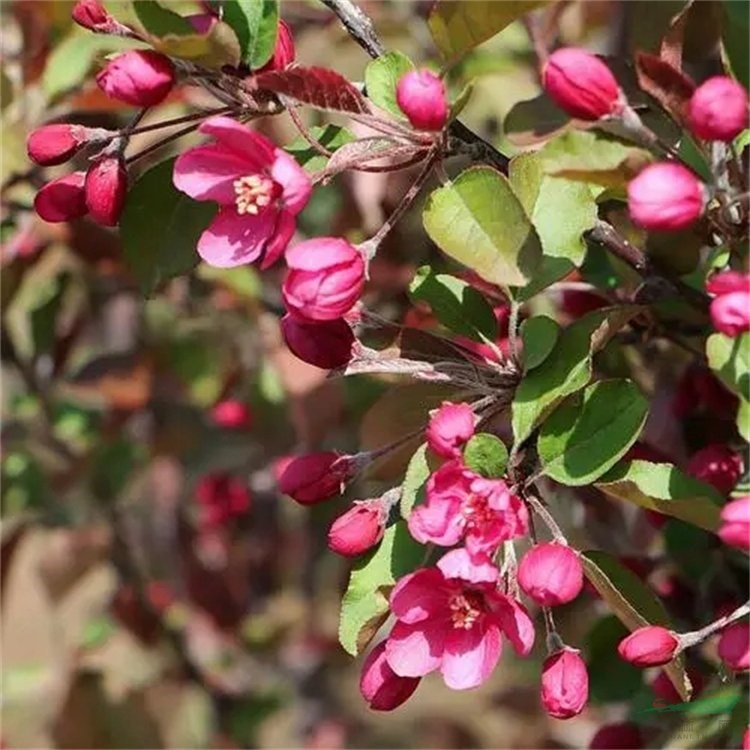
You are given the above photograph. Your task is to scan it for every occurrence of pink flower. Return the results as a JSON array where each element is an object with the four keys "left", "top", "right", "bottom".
[
  {"left": 425, "top": 401, "right": 476, "bottom": 459},
  {"left": 589, "top": 723, "right": 644, "bottom": 749},
  {"left": 34, "top": 171, "right": 88, "bottom": 223},
  {"left": 281, "top": 314, "right": 355, "bottom": 369},
  {"left": 542, "top": 48, "right": 623, "bottom": 121},
  {"left": 211, "top": 399, "right": 252, "bottom": 430},
  {"left": 688, "top": 76, "right": 749, "bottom": 142},
  {"left": 328, "top": 499, "right": 387, "bottom": 557},
  {"left": 627, "top": 162, "right": 705, "bottom": 231},
  {"left": 407, "top": 461, "right": 529, "bottom": 555},
  {"left": 359, "top": 641, "right": 420, "bottom": 711},
  {"left": 84, "top": 156, "right": 128, "bottom": 226},
  {"left": 257, "top": 19, "right": 295, "bottom": 73},
  {"left": 396, "top": 69, "right": 448, "bottom": 131},
  {"left": 196, "top": 474, "right": 251, "bottom": 527},
  {"left": 282, "top": 237, "right": 365, "bottom": 321},
  {"left": 96, "top": 50, "right": 175, "bottom": 106},
  {"left": 173, "top": 116, "right": 311, "bottom": 268},
  {"left": 27, "top": 124, "right": 95, "bottom": 166},
  {"left": 277, "top": 451, "right": 356, "bottom": 505},
  {"left": 706, "top": 271, "right": 750, "bottom": 337},
  {"left": 541, "top": 647, "right": 589, "bottom": 719},
  {"left": 687, "top": 444, "right": 743, "bottom": 495},
  {"left": 718, "top": 621, "right": 750, "bottom": 671},
  {"left": 518, "top": 542, "right": 584, "bottom": 607},
  {"left": 384, "top": 548, "right": 535, "bottom": 690},
  {"left": 617, "top": 625, "right": 680, "bottom": 667},
  {"left": 718, "top": 496, "right": 750, "bottom": 551}
]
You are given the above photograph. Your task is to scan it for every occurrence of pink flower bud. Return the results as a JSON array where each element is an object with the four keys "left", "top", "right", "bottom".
[
  {"left": 718, "top": 621, "right": 750, "bottom": 671},
  {"left": 542, "top": 47, "right": 622, "bottom": 121},
  {"left": 26, "top": 124, "right": 93, "bottom": 166},
  {"left": 396, "top": 69, "right": 449, "bottom": 131},
  {"left": 744, "top": 727, "right": 750, "bottom": 750},
  {"left": 617, "top": 625, "right": 680, "bottom": 667},
  {"left": 211, "top": 400, "right": 252, "bottom": 430},
  {"left": 589, "top": 723, "right": 644, "bottom": 750},
  {"left": 84, "top": 157, "right": 128, "bottom": 226},
  {"left": 688, "top": 76, "right": 749, "bottom": 142},
  {"left": 282, "top": 238, "right": 365, "bottom": 321},
  {"left": 72, "top": 0, "right": 123, "bottom": 33},
  {"left": 706, "top": 272, "right": 750, "bottom": 338},
  {"left": 33, "top": 171, "right": 88, "bottom": 223},
  {"left": 718, "top": 496, "right": 750, "bottom": 551},
  {"left": 518, "top": 542, "right": 583, "bottom": 607},
  {"left": 425, "top": 401, "right": 476, "bottom": 458},
  {"left": 686, "top": 444, "right": 743, "bottom": 496},
  {"left": 196, "top": 474, "right": 251, "bottom": 527},
  {"left": 541, "top": 647, "right": 589, "bottom": 719},
  {"left": 359, "top": 641, "right": 420, "bottom": 711},
  {"left": 627, "top": 162, "right": 705, "bottom": 231},
  {"left": 281, "top": 314, "right": 355, "bottom": 369},
  {"left": 257, "top": 19, "right": 295, "bottom": 73},
  {"left": 277, "top": 451, "right": 354, "bottom": 505},
  {"left": 96, "top": 50, "right": 175, "bottom": 107},
  {"left": 328, "top": 499, "right": 387, "bottom": 557}
]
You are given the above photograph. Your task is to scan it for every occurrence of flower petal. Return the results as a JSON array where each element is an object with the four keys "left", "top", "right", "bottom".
[
  {"left": 437, "top": 548, "right": 498, "bottom": 585},
  {"left": 385, "top": 620, "right": 447, "bottom": 678},
  {"left": 272, "top": 148, "right": 312, "bottom": 215},
  {"left": 441, "top": 621, "right": 502, "bottom": 690},
  {"left": 390, "top": 568, "right": 449, "bottom": 624},
  {"left": 197, "top": 206, "right": 275, "bottom": 268},
  {"left": 173, "top": 145, "right": 250, "bottom": 203},
  {"left": 259, "top": 209, "right": 296, "bottom": 269},
  {"left": 492, "top": 593, "right": 535, "bottom": 657},
  {"left": 408, "top": 495, "right": 463, "bottom": 547},
  {"left": 199, "top": 116, "right": 275, "bottom": 168}
]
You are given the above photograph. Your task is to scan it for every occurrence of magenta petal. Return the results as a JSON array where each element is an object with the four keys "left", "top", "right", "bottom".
[
  {"left": 285, "top": 237, "right": 361, "bottom": 271},
  {"left": 492, "top": 593, "right": 535, "bottom": 657},
  {"left": 385, "top": 620, "right": 447, "bottom": 678},
  {"left": 197, "top": 207, "right": 275, "bottom": 268},
  {"left": 271, "top": 148, "right": 312, "bottom": 215},
  {"left": 408, "top": 495, "right": 463, "bottom": 546},
  {"left": 173, "top": 145, "right": 250, "bottom": 203},
  {"left": 441, "top": 621, "right": 502, "bottom": 690},
  {"left": 437, "top": 548, "right": 498, "bottom": 584},
  {"left": 259, "top": 210, "right": 295, "bottom": 269},
  {"left": 198, "top": 116, "right": 274, "bottom": 168},
  {"left": 390, "top": 569, "right": 449, "bottom": 624}
]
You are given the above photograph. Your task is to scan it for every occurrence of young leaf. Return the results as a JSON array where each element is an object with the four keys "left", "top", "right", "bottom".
[
  {"left": 463, "top": 434, "right": 509, "bottom": 478},
  {"left": 338, "top": 522, "right": 424, "bottom": 656},
  {"left": 581, "top": 550, "right": 691, "bottom": 702},
  {"left": 595, "top": 459, "right": 722, "bottom": 532},
  {"left": 428, "top": 0, "right": 549, "bottom": 63},
  {"left": 120, "top": 158, "right": 217, "bottom": 295},
  {"left": 221, "top": 0, "right": 278, "bottom": 69},
  {"left": 737, "top": 398, "right": 750, "bottom": 442},
  {"left": 537, "top": 380, "right": 649, "bottom": 486},
  {"left": 252, "top": 67, "right": 369, "bottom": 114},
  {"left": 706, "top": 332, "right": 750, "bottom": 397},
  {"left": 634, "top": 51, "right": 695, "bottom": 126},
  {"left": 284, "top": 124, "right": 355, "bottom": 173},
  {"left": 512, "top": 306, "right": 641, "bottom": 446},
  {"left": 133, "top": 0, "right": 194, "bottom": 35},
  {"left": 422, "top": 166, "right": 543, "bottom": 288},
  {"left": 364, "top": 51, "right": 414, "bottom": 118},
  {"left": 409, "top": 266, "right": 498, "bottom": 342},
  {"left": 322, "top": 137, "right": 419, "bottom": 181},
  {"left": 722, "top": 0, "right": 750, "bottom": 88},
  {"left": 520, "top": 315, "right": 559, "bottom": 371},
  {"left": 400, "top": 443, "right": 433, "bottom": 518}
]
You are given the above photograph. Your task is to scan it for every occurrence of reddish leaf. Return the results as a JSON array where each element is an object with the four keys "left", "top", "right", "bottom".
[
  {"left": 322, "top": 137, "right": 425, "bottom": 180},
  {"left": 252, "top": 66, "right": 369, "bottom": 114},
  {"left": 635, "top": 51, "right": 695, "bottom": 126},
  {"left": 660, "top": 0, "right": 692, "bottom": 70}
]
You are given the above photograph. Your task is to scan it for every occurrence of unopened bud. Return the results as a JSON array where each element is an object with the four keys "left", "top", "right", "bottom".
[
  {"left": 277, "top": 451, "right": 357, "bottom": 505},
  {"left": 85, "top": 157, "right": 128, "bottom": 226},
  {"left": 617, "top": 625, "right": 680, "bottom": 667},
  {"left": 328, "top": 499, "right": 388, "bottom": 557},
  {"left": 396, "top": 69, "right": 449, "bottom": 131},
  {"left": 518, "top": 542, "right": 583, "bottom": 607},
  {"left": 96, "top": 50, "right": 175, "bottom": 107},
  {"left": 281, "top": 314, "right": 355, "bottom": 369},
  {"left": 27, "top": 124, "right": 97, "bottom": 166},
  {"left": 257, "top": 19, "right": 295, "bottom": 73},
  {"left": 718, "top": 496, "right": 750, "bottom": 551},
  {"left": 34, "top": 172, "right": 88, "bottom": 223},
  {"left": 359, "top": 641, "right": 420, "bottom": 711},
  {"left": 425, "top": 401, "right": 476, "bottom": 459},
  {"left": 717, "top": 621, "right": 750, "bottom": 671},
  {"left": 541, "top": 647, "right": 589, "bottom": 719},
  {"left": 688, "top": 76, "right": 749, "bottom": 142}
]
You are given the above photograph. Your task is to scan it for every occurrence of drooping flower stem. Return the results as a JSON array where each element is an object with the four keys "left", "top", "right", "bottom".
[{"left": 125, "top": 121, "right": 205, "bottom": 165}]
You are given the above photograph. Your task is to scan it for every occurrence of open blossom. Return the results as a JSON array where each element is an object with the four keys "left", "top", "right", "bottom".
[
  {"left": 706, "top": 271, "right": 750, "bottom": 337},
  {"left": 541, "top": 647, "right": 589, "bottom": 719},
  {"left": 425, "top": 402, "right": 476, "bottom": 458},
  {"left": 173, "top": 116, "right": 311, "bottom": 268},
  {"left": 407, "top": 461, "right": 529, "bottom": 555},
  {"left": 687, "top": 444, "right": 743, "bottom": 495},
  {"left": 518, "top": 542, "right": 583, "bottom": 607},
  {"left": 718, "top": 496, "right": 750, "bottom": 551},
  {"left": 384, "top": 548, "right": 535, "bottom": 690},
  {"left": 360, "top": 641, "right": 420, "bottom": 711}
]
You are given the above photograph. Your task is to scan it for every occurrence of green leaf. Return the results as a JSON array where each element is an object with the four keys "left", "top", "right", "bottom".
[
  {"left": 285, "top": 125, "right": 355, "bottom": 173},
  {"left": 120, "top": 158, "right": 217, "bottom": 295},
  {"left": 364, "top": 51, "right": 414, "bottom": 117},
  {"left": 538, "top": 379, "right": 649, "bottom": 486},
  {"left": 400, "top": 443, "right": 433, "bottom": 518},
  {"left": 520, "top": 315, "right": 559, "bottom": 371},
  {"left": 133, "top": 0, "right": 194, "bottom": 35},
  {"left": 409, "top": 266, "right": 498, "bottom": 342},
  {"left": 463, "top": 433, "right": 508, "bottom": 478},
  {"left": 512, "top": 306, "right": 641, "bottom": 446},
  {"left": 595, "top": 460, "right": 722, "bottom": 532},
  {"left": 663, "top": 520, "right": 715, "bottom": 580},
  {"left": 706, "top": 332, "right": 750, "bottom": 397},
  {"left": 222, "top": 0, "right": 279, "bottom": 68},
  {"left": 422, "top": 166, "right": 542, "bottom": 288},
  {"left": 339, "top": 522, "right": 423, "bottom": 656},
  {"left": 581, "top": 550, "right": 691, "bottom": 702},
  {"left": 737, "top": 398, "right": 750, "bottom": 442},
  {"left": 428, "top": 0, "right": 549, "bottom": 63},
  {"left": 722, "top": 0, "right": 750, "bottom": 88}
]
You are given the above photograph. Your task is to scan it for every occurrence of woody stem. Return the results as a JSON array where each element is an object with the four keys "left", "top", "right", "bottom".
[{"left": 680, "top": 600, "right": 750, "bottom": 648}]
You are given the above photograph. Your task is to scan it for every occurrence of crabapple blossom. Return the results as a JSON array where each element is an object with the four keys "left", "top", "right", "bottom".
[
  {"left": 359, "top": 641, "right": 420, "bottom": 711},
  {"left": 688, "top": 76, "right": 749, "bottom": 142},
  {"left": 540, "top": 647, "right": 589, "bottom": 719},
  {"left": 706, "top": 271, "right": 750, "bottom": 337},
  {"left": 277, "top": 451, "right": 356, "bottom": 505},
  {"left": 26, "top": 124, "right": 95, "bottom": 166},
  {"left": 72, "top": 0, "right": 128, "bottom": 34},
  {"left": 425, "top": 401, "right": 476, "bottom": 459},
  {"left": 328, "top": 499, "right": 388, "bottom": 557},
  {"left": 384, "top": 548, "right": 535, "bottom": 690},
  {"left": 617, "top": 625, "right": 680, "bottom": 667},
  {"left": 542, "top": 48, "right": 623, "bottom": 120},
  {"left": 34, "top": 172, "right": 88, "bottom": 223},
  {"left": 96, "top": 50, "right": 175, "bottom": 107},
  {"left": 518, "top": 542, "right": 584, "bottom": 607},
  {"left": 718, "top": 496, "right": 750, "bottom": 551},
  {"left": 407, "top": 461, "right": 528, "bottom": 555},
  {"left": 717, "top": 620, "right": 750, "bottom": 670},
  {"left": 687, "top": 444, "right": 743, "bottom": 495},
  {"left": 211, "top": 400, "right": 252, "bottom": 430},
  {"left": 174, "top": 116, "right": 311, "bottom": 268},
  {"left": 395, "top": 69, "right": 449, "bottom": 131},
  {"left": 84, "top": 156, "right": 128, "bottom": 226},
  {"left": 280, "top": 314, "right": 355, "bottom": 369}
]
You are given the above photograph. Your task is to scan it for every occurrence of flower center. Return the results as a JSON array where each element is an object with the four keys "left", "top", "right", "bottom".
[
  {"left": 233, "top": 174, "right": 278, "bottom": 215},
  {"left": 461, "top": 493, "right": 496, "bottom": 531},
  {"left": 449, "top": 591, "right": 484, "bottom": 630}
]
